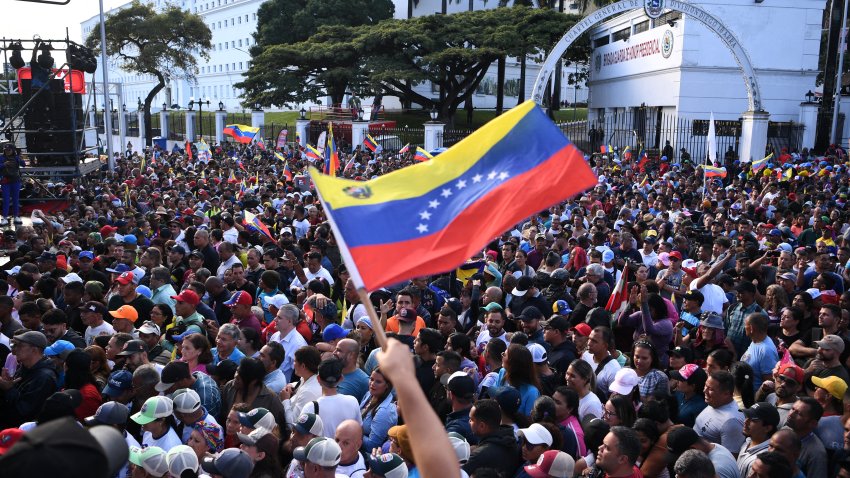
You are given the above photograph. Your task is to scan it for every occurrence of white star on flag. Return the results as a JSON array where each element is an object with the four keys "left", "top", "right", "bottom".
[
  {"left": 429, "top": 199, "right": 440, "bottom": 209},
  {"left": 441, "top": 188, "right": 453, "bottom": 198},
  {"left": 456, "top": 179, "right": 467, "bottom": 189},
  {"left": 487, "top": 171, "right": 497, "bottom": 180},
  {"left": 419, "top": 210, "right": 432, "bottom": 220},
  {"left": 472, "top": 174, "right": 483, "bottom": 183},
  {"left": 416, "top": 224, "right": 428, "bottom": 233},
  {"left": 498, "top": 172, "right": 509, "bottom": 180}
]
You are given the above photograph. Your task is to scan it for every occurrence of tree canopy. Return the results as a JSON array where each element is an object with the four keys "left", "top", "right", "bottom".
[
  {"left": 240, "top": 6, "right": 582, "bottom": 123},
  {"left": 85, "top": 0, "right": 212, "bottom": 145}
]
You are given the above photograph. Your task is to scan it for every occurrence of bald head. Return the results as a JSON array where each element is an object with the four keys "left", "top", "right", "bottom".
[
  {"left": 335, "top": 419, "right": 363, "bottom": 462},
  {"left": 334, "top": 338, "right": 360, "bottom": 370},
  {"left": 484, "top": 286, "right": 503, "bottom": 304}
]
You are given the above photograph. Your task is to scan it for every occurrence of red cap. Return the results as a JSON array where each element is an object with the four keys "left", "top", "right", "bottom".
[
  {"left": 198, "top": 189, "right": 208, "bottom": 196},
  {"left": 668, "top": 251, "right": 683, "bottom": 261},
  {"left": 778, "top": 363, "right": 804, "bottom": 383},
  {"left": 171, "top": 289, "right": 200, "bottom": 306},
  {"left": 0, "top": 428, "right": 24, "bottom": 455},
  {"left": 224, "top": 290, "right": 253, "bottom": 307},
  {"left": 114, "top": 272, "right": 134, "bottom": 285},
  {"left": 182, "top": 208, "right": 194, "bottom": 216},
  {"left": 100, "top": 225, "right": 117, "bottom": 236},
  {"left": 570, "top": 323, "right": 592, "bottom": 337}
]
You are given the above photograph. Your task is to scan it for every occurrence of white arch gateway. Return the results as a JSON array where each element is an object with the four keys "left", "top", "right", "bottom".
[{"left": 532, "top": 0, "right": 769, "bottom": 162}]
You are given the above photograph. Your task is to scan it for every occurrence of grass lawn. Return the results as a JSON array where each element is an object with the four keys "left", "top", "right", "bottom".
[{"left": 265, "top": 107, "right": 587, "bottom": 129}]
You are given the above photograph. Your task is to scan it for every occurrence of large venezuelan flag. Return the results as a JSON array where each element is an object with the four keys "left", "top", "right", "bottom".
[
  {"left": 310, "top": 100, "right": 597, "bottom": 291},
  {"left": 324, "top": 123, "right": 340, "bottom": 176},
  {"left": 703, "top": 165, "right": 727, "bottom": 178},
  {"left": 223, "top": 124, "right": 260, "bottom": 144}
]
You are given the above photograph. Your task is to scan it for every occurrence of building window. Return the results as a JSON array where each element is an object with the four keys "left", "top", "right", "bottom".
[
  {"left": 653, "top": 11, "right": 681, "bottom": 28},
  {"left": 612, "top": 27, "right": 630, "bottom": 42},
  {"left": 238, "top": 39, "right": 242, "bottom": 47},
  {"left": 592, "top": 36, "right": 610, "bottom": 48},
  {"left": 239, "top": 62, "right": 243, "bottom": 69},
  {"left": 238, "top": 17, "right": 242, "bottom": 24},
  {"left": 633, "top": 20, "right": 650, "bottom": 35}
]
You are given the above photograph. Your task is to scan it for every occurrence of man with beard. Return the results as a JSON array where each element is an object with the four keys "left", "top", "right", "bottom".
[
  {"left": 785, "top": 397, "right": 828, "bottom": 478},
  {"left": 759, "top": 363, "right": 803, "bottom": 428},
  {"left": 475, "top": 304, "right": 509, "bottom": 352}
]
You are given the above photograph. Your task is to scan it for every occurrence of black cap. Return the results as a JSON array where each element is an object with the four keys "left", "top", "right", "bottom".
[
  {"left": 518, "top": 306, "right": 543, "bottom": 322},
  {"left": 189, "top": 250, "right": 205, "bottom": 259},
  {"left": 543, "top": 316, "right": 571, "bottom": 332},
  {"left": 446, "top": 372, "right": 476, "bottom": 400},
  {"left": 668, "top": 346, "right": 694, "bottom": 362},
  {"left": 170, "top": 245, "right": 186, "bottom": 255},
  {"left": 741, "top": 402, "right": 780, "bottom": 429},
  {"left": 666, "top": 426, "right": 700, "bottom": 456},
  {"left": 682, "top": 290, "right": 704, "bottom": 304},
  {"left": 116, "top": 339, "right": 148, "bottom": 356},
  {"left": 318, "top": 357, "right": 344, "bottom": 385},
  {"left": 79, "top": 301, "right": 108, "bottom": 315}
]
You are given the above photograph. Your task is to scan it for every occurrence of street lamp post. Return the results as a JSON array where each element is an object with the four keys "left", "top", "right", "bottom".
[{"left": 188, "top": 96, "right": 212, "bottom": 139}]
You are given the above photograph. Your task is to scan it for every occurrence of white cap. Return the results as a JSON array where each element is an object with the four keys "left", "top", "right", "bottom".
[
  {"left": 518, "top": 423, "right": 553, "bottom": 446},
  {"left": 447, "top": 432, "right": 470, "bottom": 464},
  {"left": 263, "top": 294, "right": 290, "bottom": 310},
  {"left": 172, "top": 388, "right": 201, "bottom": 414},
  {"left": 61, "top": 273, "right": 83, "bottom": 284},
  {"left": 527, "top": 343, "right": 548, "bottom": 364},
  {"left": 609, "top": 367, "right": 639, "bottom": 395},
  {"left": 166, "top": 445, "right": 199, "bottom": 476}
]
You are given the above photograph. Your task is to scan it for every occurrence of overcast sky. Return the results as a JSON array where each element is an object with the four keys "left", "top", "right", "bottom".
[{"left": 6, "top": 0, "right": 126, "bottom": 45}]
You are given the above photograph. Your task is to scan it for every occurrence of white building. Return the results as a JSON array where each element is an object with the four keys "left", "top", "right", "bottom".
[
  {"left": 81, "top": 0, "right": 590, "bottom": 113},
  {"left": 585, "top": 0, "right": 823, "bottom": 154},
  {"left": 81, "top": 0, "right": 264, "bottom": 112}
]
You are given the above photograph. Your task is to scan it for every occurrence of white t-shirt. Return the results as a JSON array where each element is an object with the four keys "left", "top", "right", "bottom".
[
  {"left": 708, "top": 443, "right": 740, "bottom": 478},
  {"left": 290, "top": 267, "right": 335, "bottom": 290},
  {"left": 85, "top": 322, "right": 115, "bottom": 346},
  {"left": 475, "top": 329, "right": 509, "bottom": 351},
  {"left": 690, "top": 282, "right": 728, "bottom": 315},
  {"left": 581, "top": 351, "right": 621, "bottom": 396},
  {"left": 337, "top": 452, "right": 367, "bottom": 478},
  {"left": 142, "top": 427, "right": 182, "bottom": 452},
  {"left": 216, "top": 255, "right": 242, "bottom": 279},
  {"left": 578, "top": 391, "right": 603, "bottom": 421},
  {"left": 293, "top": 218, "right": 311, "bottom": 239},
  {"left": 303, "top": 393, "right": 363, "bottom": 438},
  {"left": 222, "top": 227, "right": 239, "bottom": 244}
]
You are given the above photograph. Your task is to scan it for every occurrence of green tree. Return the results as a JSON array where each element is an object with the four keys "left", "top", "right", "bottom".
[{"left": 85, "top": 1, "right": 211, "bottom": 146}]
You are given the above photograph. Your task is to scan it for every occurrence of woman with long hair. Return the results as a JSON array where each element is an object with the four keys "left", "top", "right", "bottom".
[
  {"left": 511, "top": 250, "right": 536, "bottom": 279},
  {"left": 220, "top": 358, "right": 286, "bottom": 426},
  {"left": 602, "top": 394, "right": 637, "bottom": 428},
  {"left": 530, "top": 395, "right": 577, "bottom": 458},
  {"left": 564, "top": 359, "right": 602, "bottom": 420},
  {"left": 359, "top": 368, "right": 397, "bottom": 450},
  {"left": 85, "top": 344, "right": 111, "bottom": 391},
  {"left": 553, "top": 386, "right": 586, "bottom": 457},
  {"left": 180, "top": 333, "right": 214, "bottom": 374},
  {"left": 355, "top": 317, "right": 377, "bottom": 365},
  {"left": 64, "top": 349, "right": 102, "bottom": 422},
  {"left": 631, "top": 340, "right": 669, "bottom": 401},
  {"left": 633, "top": 418, "right": 669, "bottom": 478},
  {"left": 150, "top": 303, "right": 174, "bottom": 335},
  {"left": 496, "top": 344, "right": 541, "bottom": 416},
  {"left": 731, "top": 361, "right": 755, "bottom": 409},
  {"left": 618, "top": 286, "right": 674, "bottom": 366},
  {"left": 239, "top": 429, "right": 282, "bottom": 478},
  {"left": 763, "top": 284, "right": 789, "bottom": 325}
]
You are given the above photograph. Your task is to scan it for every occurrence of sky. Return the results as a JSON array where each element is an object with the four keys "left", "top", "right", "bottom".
[{"left": 6, "top": 0, "right": 126, "bottom": 45}]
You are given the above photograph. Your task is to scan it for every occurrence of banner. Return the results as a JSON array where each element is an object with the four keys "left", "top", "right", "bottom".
[{"left": 277, "top": 129, "right": 289, "bottom": 149}]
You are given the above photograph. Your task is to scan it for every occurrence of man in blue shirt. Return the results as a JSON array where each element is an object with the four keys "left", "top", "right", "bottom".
[
  {"left": 333, "top": 338, "right": 369, "bottom": 402},
  {"left": 741, "top": 313, "right": 779, "bottom": 390},
  {"left": 259, "top": 342, "right": 287, "bottom": 394}
]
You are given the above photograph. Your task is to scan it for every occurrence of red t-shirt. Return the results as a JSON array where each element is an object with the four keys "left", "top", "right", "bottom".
[{"left": 74, "top": 383, "right": 103, "bottom": 422}]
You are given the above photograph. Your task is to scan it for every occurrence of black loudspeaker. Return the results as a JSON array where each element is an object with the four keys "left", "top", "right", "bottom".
[{"left": 23, "top": 83, "right": 84, "bottom": 166}]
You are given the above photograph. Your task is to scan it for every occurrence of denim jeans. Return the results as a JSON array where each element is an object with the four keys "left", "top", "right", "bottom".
[{"left": 2, "top": 181, "right": 21, "bottom": 218}]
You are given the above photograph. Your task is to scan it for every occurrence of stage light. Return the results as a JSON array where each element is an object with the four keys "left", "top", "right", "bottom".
[
  {"left": 8, "top": 42, "right": 25, "bottom": 69},
  {"left": 36, "top": 43, "right": 54, "bottom": 69}
]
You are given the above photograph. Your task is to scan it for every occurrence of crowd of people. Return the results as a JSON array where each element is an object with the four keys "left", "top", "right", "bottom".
[{"left": 0, "top": 137, "right": 849, "bottom": 478}]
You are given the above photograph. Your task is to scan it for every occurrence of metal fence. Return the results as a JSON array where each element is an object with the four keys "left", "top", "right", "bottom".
[
  {"left": 95, "top": 111, "right": 104, "bottom": 134},
  {"left": 126, "top": 113, "right": 139, "bottom": 137},
  {"left": 556, "top": 111, "right": 805, "bottom": 162},
  {"left": 150, "top": 112, "right": 161, "bottom": 138},
  {"left": 266, "top": 123, "right": 292, "bottom": 147},
  {"left": 110, "top": 111, "right": 119, "bottom": 135},
  {"left": 225, "top": 113, "right": 251, "bottom": 126},
  {"left": 197, "top": 114, "right": 215, "bottom": 142},
  {"left": 168, "top": 113, "right": 185, "bottom": 141},
  {"left": 307, "top": 122, "right": 354, "bottom": 152},
  {"left": 438, "top": 127, "right": 476, "bottom": 148}
]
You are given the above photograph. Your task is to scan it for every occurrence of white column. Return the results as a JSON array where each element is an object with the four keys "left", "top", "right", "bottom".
[
  {"left": 160, "top": 111, "right": 169, "bottom": 142},
  {"left": 798, "top": 103, "right": 818, "bottom": 151},
  {"left": 739, "top": 110, "right": 770, "bottom": 163},
  {"left": 138, "top": 112, "right": 147, "bottom": 146},
  {"left": 118, "top": 111, "right": 127, "bottom": 155},
  {"left": 215, "top": 110, "right": 226, "bottom": 145},
  {"left": 186, "top": 111, "right": 197, "bottom": 142},
  {"left": 424, "top": 122, "right": 445, "bottom": 151},
  {"left": 351, "top": 121, "right": 369, "bottom": 152},
  {"left": 296, "top": 119, "right": 310, "bottom": 147},
  {"left": 251, "top": 109, "right": 264, "bottom": 138}
]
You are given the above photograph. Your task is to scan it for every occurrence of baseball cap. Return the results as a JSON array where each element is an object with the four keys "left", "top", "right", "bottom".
[
  {"left": 666, "top": 426, "right": 700, "bottom": 456},
  {"left": 293, "top": 437, "right": 342, "bottom": 467},
  {"left": 117, "top": 339, "right": 147, "bottom": 356},
  {"left": 806, "top": 288, "right": 822, "bottom": 300},
  {"left": 44, "top": 340, "right": 75, "bottom": 359},
  {"left": 669, "top": 364, "right": 706, "bottom": 385},
  {"left": 519, "top": 423, "right": 553, "bottom": 446},
  {"left": 570, "top": 323, "right": 592, "bottom": 337},
  {"left": 524, "top": 450, "right": 575, "bottom": 478},
  {"left": 488, "top": 386, "right": 521, "bottom": 414},
  {"left": 61, "top": 273, "right": 83, "bottom": 284},
  {"left": 601, "top": 249, "right": 615, "bottom": 263},
  {"left": 668, "top": 346, "right": 694, "bottom": 363},
  {"left": 201, "top": 448, "right": 254, "bottom": 478},
  {"left": 397, "top": 307, "right": 417, "bottom": 323},
  {"left": 105, "top": 263, "right": 131, "bottom": 274},
  {"left": 78, "top": 251, "right": 95, "bottom": 261},
  {"left": 518, "top": 306, "right": 543, "bottom": 322},
  {"left": 741, "top": 402, "right": 780, "bottom": 428},
  {"left": 79, "top": 301, "right": 108, "bottom": 315},
  {"left": 445, "top": 371, "right": 475, "bottom": 400},
  {"left": 682, "top": 289, "right": 704, "bottom": 304},
  {"left": 322, "top": 324, "right": 348, "bottom": 342},
  {"left": 777, "top": 363, "right": 804, "bottom": 384},
  {"left": 13, "top": 330, "right": 48, "bottom": 349},
  {"left": 224, "top": 290, "right": 253, "bottom": 307},
  {"left": 171, "top": 289, "right": 201, "bottom": 306},
  {"left": 512, "top": 276, "right": 534, "bottom": 297},
  {"left": 131, "top": 396, "right": 174, "bottom": 425},
  {"left": 138, "top": 321, "right": 161, "bottom": 336},
  {"left": 121, "top": 234, "right": 138, "bottom": 246},
  {"left": 318, "top": 357, "right": 344, "bottom": 385},
  {"left": 778, "top": 272, "right": 797, "bottom": 282},
  {"left": 527, "top": 343, "right": 548, "bottom": 364},
  {"left": 237, "top": 426, "right": 272, "bottom": 447},
  {"left": 0, "top": 428, "right": 24, "bottom": 455},
  {"left": 155, "top": 361, "right": 191, "bottom": 392},
  {"left": 109, "top": 305, "right": 139, "bottom": 323},
  {"left": 166, "top": 445, "right": 199, "bottom": 476},
  {"left": 668, "top": 251, "right": 683, "bottom": 261},
  {"left": 367, "top": 453, "right": 408, "bottom": 478},
  {"left": 447, "top": 432, "right": 470, "bottom": 464},
  {"left": 543, "top": 316, "right": 570, "bottom": 332},
  {"left": 129, "top": 446, "right": 169, "bottom": 477},
  {"left": 811, "top": 375, "right": 848, "bottom": 400},
  {"left": 114, "top": 271, "right": 135, "bottom": 285},
  {"left": 37, "top": 251, "right": 57, "bottom": 262},
  {"left": 263, "top": 293, "right": 290, "bottom": 310},
  {"left": 189, "top": 250, "right": 205, "bottom": 259},
  {"left": 103, "top": 370, "right": 133, "bottom": 398},
  {"left": 170, "top": 245, "right": 187, "bottom": 255},
  {"left": 552, "top": 300, "right": 572, "bottom": 316},
  {"left": 100, "top": 225, "right": 117, "bottom": 236},
  {"left": 84, "top": 401, "right": 130, "bottom": 427},
  {"left": 608, "top": 368, "right": 639, "bottom": 395},
  {"left": 292, "top": 413, "right": 324, "bottom": 436},
  {"left": 172, "top": 388, "right": 202, "bottom": 414},
  {"left": 387, "top": 425, "right": 413, "bottom": 462},
  {"left": 480, "top": 302, "right": 504, "bottom": 313},
  {"left": 237, "top": 408, "right": 277, "bottom": 431},
  {"left": 815, "top": 334, "right": 845, "bottom": 353}
]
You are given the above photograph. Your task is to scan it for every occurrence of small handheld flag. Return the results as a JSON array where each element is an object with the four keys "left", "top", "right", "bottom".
[
  {"left": 363, "top": 134, "right": 379, "bottom": 152},
  {"left": 751, "top": 153, "right": 772, "bottom": 173},
  {"left": 703, "top": 165, "right": 727, "bottom": 178},
  {"left": 305, "top": 144, "right": 322, "bottom": 160},
  {"left": 398, "top": 143, "right": 410, "bottom": 154},
  {"left": 243, "top": 210, "right": 274, "bottom": 241},
  {"left": 413, "top": 147, "right": 433, "bottom": 162},
  {"left": 324, "top": 123, "right": 340, "bottom": 176}
]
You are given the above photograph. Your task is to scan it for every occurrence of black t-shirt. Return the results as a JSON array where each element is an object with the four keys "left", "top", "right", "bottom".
[{"left": 414, "top": 356, "right": 436, "bottom": 395}]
